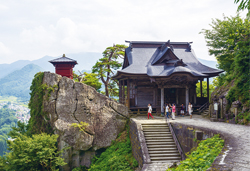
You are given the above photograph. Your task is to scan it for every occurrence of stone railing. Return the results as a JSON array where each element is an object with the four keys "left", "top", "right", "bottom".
[
  {"left": 129, "top": 119, "right": 151, "bottom": 169},
  {"left": 167, "top": 122, "right": 186, "bottom": 160}
]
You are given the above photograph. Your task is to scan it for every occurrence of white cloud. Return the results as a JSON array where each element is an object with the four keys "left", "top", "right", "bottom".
[
  {"left": 0, "top": 0, "right": 247, "bottom": 63},
  {"left": 0, "top": 42, "right": 10, "bottom": 55}
]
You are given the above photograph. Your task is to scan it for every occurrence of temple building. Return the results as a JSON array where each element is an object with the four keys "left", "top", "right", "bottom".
[{"left": 113, "top": 41, "right": 223, "bottom": 114}]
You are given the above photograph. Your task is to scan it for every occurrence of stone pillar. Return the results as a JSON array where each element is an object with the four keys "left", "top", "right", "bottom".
[
  {"left": 161, "top": 88, "right": 164, "bottom": 114},
  {"left": 176, "top": 88, "right": 179, "bottom": 105},
  {"left": 220, "top": 98, "right": 223, "bottom": 119},
  {"left": 186, "top": 86, "right": 189, "bottom": 111}
]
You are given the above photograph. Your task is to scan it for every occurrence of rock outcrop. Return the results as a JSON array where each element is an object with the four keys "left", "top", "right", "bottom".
[{"left": 42, "top": 72, "right": 129, "bottom": 170}]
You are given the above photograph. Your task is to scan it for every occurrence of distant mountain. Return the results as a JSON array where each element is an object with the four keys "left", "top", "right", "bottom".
[
  {"left": 0, "top": 52, "right": 102, "bottom": 79},
  {"left": 0, "top": 64, "right": 42, "bottom": 101},
  {"left": 198, "top": 59, "right": 218, "bottom": 69}
]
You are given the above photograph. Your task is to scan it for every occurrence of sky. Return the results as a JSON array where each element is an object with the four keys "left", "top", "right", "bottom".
[{"left": 0, "top": 0, "right": 247, "bottom": 64}]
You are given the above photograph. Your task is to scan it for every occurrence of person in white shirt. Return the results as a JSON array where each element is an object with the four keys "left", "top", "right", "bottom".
[
  {"left": 148, "top": 103, "right": 154, "bottom": 119},
  {"left": 165, "top": 104, "right": 170, "bottom": 119},
  {"left": 188, "top": 102, "right": 193, "bottom": 119}
]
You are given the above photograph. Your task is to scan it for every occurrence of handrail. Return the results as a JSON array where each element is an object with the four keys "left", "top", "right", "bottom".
[
  {"left": 198, "top": 101, "right": 209, "bottom": 115},
  {"left": 167, "top": 121, "right": 186, "bottom": 160}
]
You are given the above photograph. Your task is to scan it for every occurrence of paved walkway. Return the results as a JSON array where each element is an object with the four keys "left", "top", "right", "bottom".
[{"left": 132, "top": 115, "right": 250, "bottom": 171}]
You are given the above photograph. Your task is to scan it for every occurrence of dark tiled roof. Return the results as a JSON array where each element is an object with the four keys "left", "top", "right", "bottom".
[
  {"left": 114, "top": 41, "right": 223, "bottom": 78},
  {"left": 49, "top": 56, "right": 77, "bottom": 64}
]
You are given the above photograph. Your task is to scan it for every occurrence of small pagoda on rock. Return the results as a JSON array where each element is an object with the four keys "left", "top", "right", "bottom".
[{"left": 49, "top": 54, "right": 77, "bottom": 79}]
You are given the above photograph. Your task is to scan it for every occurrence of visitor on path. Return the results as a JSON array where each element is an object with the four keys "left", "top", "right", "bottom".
[
  {"left": 172, "top": 104, "right": 176, "bottom": 120},
  {"left": 148, "top": 103, "right": 154, "bottom": 119},
  {"left": 188, "top": 102, "right": 193, "bottom": 119},
  {"left": 180, "top": 104, "right": 185, "bottom": 117},
  {"left": 165, "top": 104, "right": 170, "bottom": 119}
]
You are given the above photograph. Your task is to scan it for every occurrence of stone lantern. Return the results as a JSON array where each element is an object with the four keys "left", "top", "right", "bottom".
[{"left": 49, "top": 54, "right": 77, "bottom": 79}]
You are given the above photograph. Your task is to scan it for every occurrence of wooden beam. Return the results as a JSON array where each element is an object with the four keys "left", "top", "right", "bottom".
[{"left": 161, "top": 88, "right": 164, "bottom": 114}]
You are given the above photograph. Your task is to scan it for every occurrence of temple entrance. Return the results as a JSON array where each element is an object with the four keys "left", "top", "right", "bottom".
[{"left": 164, "top": 88, "right": 176, "bottom": 105}]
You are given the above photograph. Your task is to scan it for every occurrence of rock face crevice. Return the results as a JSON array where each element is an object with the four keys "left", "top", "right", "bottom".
[{"left": 42, "top": 72, "right": 129, "bottom": 170}]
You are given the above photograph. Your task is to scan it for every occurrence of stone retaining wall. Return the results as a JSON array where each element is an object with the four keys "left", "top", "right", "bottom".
[
  {"left": 171, "top": 122, "right": 233, "bottom": 170},
  {"left": 129, "top": 119, "right": 151, "bottom": 170}
]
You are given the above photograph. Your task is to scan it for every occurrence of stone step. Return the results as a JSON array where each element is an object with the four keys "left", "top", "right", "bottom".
[
  {"left": 146, "top": 139, "right": 174, "bottom": 142},
  {"left": 144, "top": 134, "right": 172, "bottom": 137},
  {"left": 142, "top": 123, "right": 167, "bottom": 125},
  {"left": 145, "top": 136, "right": 173, "bottom": 140},
  {"left": 148, "top": 147, "right": 178, "bottom": 151},
  {"left": 151, "top": 160, "right": 180, "bottom": 163},
  {"left": 147, "top": 141, "right": 175, "bottom": 146},
  {"left": 143, "top": 130, "right": 170, "bottom": 132},
  {"left": 148, "top": 150, "right": 179, "bottom": 154},
  {"left": 142, "top": 126, "right": 169, "bottom": 129},
  {"left": 150, "top": 156, "right": 181, "bottom": 161},
  {"left": 149, "top": 153, "right": 180, "bottom": 157},
  {"left": 147, "top": 144, "right": 177, "bottom": 148}
]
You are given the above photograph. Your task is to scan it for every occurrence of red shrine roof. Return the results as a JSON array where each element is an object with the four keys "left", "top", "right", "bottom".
[{"left": 49, "top": 54, "right": 78, "bottom": 65}]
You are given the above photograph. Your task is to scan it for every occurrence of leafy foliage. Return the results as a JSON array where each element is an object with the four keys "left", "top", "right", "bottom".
[
  {"left": 73, "top": 71, "right": 102, "bottom": 92},
  {"left": 0, "top": 133, "right": 66, "bottom": 171},
  {"left": 70, "top": 122, "right": 89, "bottom": 132},
  {"left": 86, "top": 125, "right": 138, "bottom": 171},
  {"left": 201, "top": 15, "right": 250, "bottom": 105},
  {"left": 0, "top": 108, "right": 17, "bottom": 156},
  {"left": 27, "top": 72, "right": 53, "bottom": 135},
  {"left": 234, "top": 0, "right": 250, "bottom": 16},
  {"left": 168, "top": 134, "right": 224, "bottom": 171},
  {"left": 0, "top": 64, "right": 42, "bottom": 101},
  {"left": 92, "top": 44, "right": 127, "bottom": 97},
  {"left": 196, "top": 81, "right": 215, "bottom": 98}
]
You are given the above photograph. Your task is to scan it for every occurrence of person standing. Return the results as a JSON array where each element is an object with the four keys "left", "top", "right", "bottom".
[
  {"left": 148, "top": 104, "right": 154, "bottom": 119},
  {"left": 180, "top": 104, "right": 185, "bottom": 117},
  {"left": 188, "top": 102, "right": 193, "bottom": 119},
  {"left": 165, "top": 104, "right": 170, "bottom": 119},
  {"left": 172, "top": 104, "right": 176, "bottom": 120}
]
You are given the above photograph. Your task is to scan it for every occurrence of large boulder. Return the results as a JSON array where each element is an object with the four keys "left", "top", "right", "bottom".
[{"left": 42, "top": 72, "right": 129, "bottom": 170}]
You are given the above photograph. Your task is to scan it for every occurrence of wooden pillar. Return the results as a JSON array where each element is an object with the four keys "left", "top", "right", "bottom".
[
  {"left": 200, "top": 80, "right": 202, "bottom": 97},
  {"left": 161, "top": 88, "right": 164, "bottom": 114},
  {"left": 176, "top": 88, "right": 179, "bottom": 105},
  {"left": 127, "top": 79, "right": 130, "bottom": 108},
  {"left": 122, "top": 80, "right": 125, "bottom": 104},
  {"left": 119, "top": 81, "right": 122, "bottom": 103},
  {"left": 194, "top": 87, "right": 197, "bottom": 104},
  {"left": 153, "top": 87, "right": 156, "bottom": 107},
  {"left": 207, "top": 77, "right": 209, "bottom": 101},
  {"left": 186, "top": 86, "right": 189, "bottom": 111}
]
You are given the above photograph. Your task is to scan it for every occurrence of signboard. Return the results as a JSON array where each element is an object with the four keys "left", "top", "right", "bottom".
[{"left": 214, "top": 103, "right": 218, "bottom": 111}]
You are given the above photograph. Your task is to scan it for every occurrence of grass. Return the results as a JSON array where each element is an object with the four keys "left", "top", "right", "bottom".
[{"left": 168, "top": 134, "right": 224, "bottom": 171}]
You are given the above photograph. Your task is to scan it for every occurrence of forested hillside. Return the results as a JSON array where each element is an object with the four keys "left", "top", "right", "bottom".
[
  {"left": 0, "top": 64, "right": 42, "bottom": 101},
  {"left": 0, "top": 106, "right": 17, "bottom": 156}
]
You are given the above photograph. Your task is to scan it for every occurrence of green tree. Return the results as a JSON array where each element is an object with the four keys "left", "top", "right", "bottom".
[
  {"left": 201, "top": 15, "right": 250, "bottom": 104},
  {"left": 92, "top": 44, "right": 127, "bottom": 97},
  {"left": 234, "top": 0, "right": 250, "bottom": 16},
  {"left": 0, "top": 133, "right": 66, "bottom": 171},
  {"left": 73, "top": 71, "right": 102, "bottom": 92},
  {"left": 196, "top": 81, "right": 215, "bottom": 98}
]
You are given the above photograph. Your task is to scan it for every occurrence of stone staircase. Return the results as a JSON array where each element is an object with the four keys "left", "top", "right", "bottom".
[
  {"left": 201, "top": 108, "right": 209, "bottom": 118},
  {"left": 141, "top": 123, "right": 181, "bottom": 163}
]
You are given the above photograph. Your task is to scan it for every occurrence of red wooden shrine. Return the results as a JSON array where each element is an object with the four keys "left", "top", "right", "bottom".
[{"left": 49, "top": 54, "right": 77, "bottom": 79}]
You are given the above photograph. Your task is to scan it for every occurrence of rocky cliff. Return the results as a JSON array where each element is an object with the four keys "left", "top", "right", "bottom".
[
  {"left": 41, "top": 72, "right": 129, "bottom": 170},
  {"left": 209, "top": 80, "right": 250, "bottom": 125}
]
